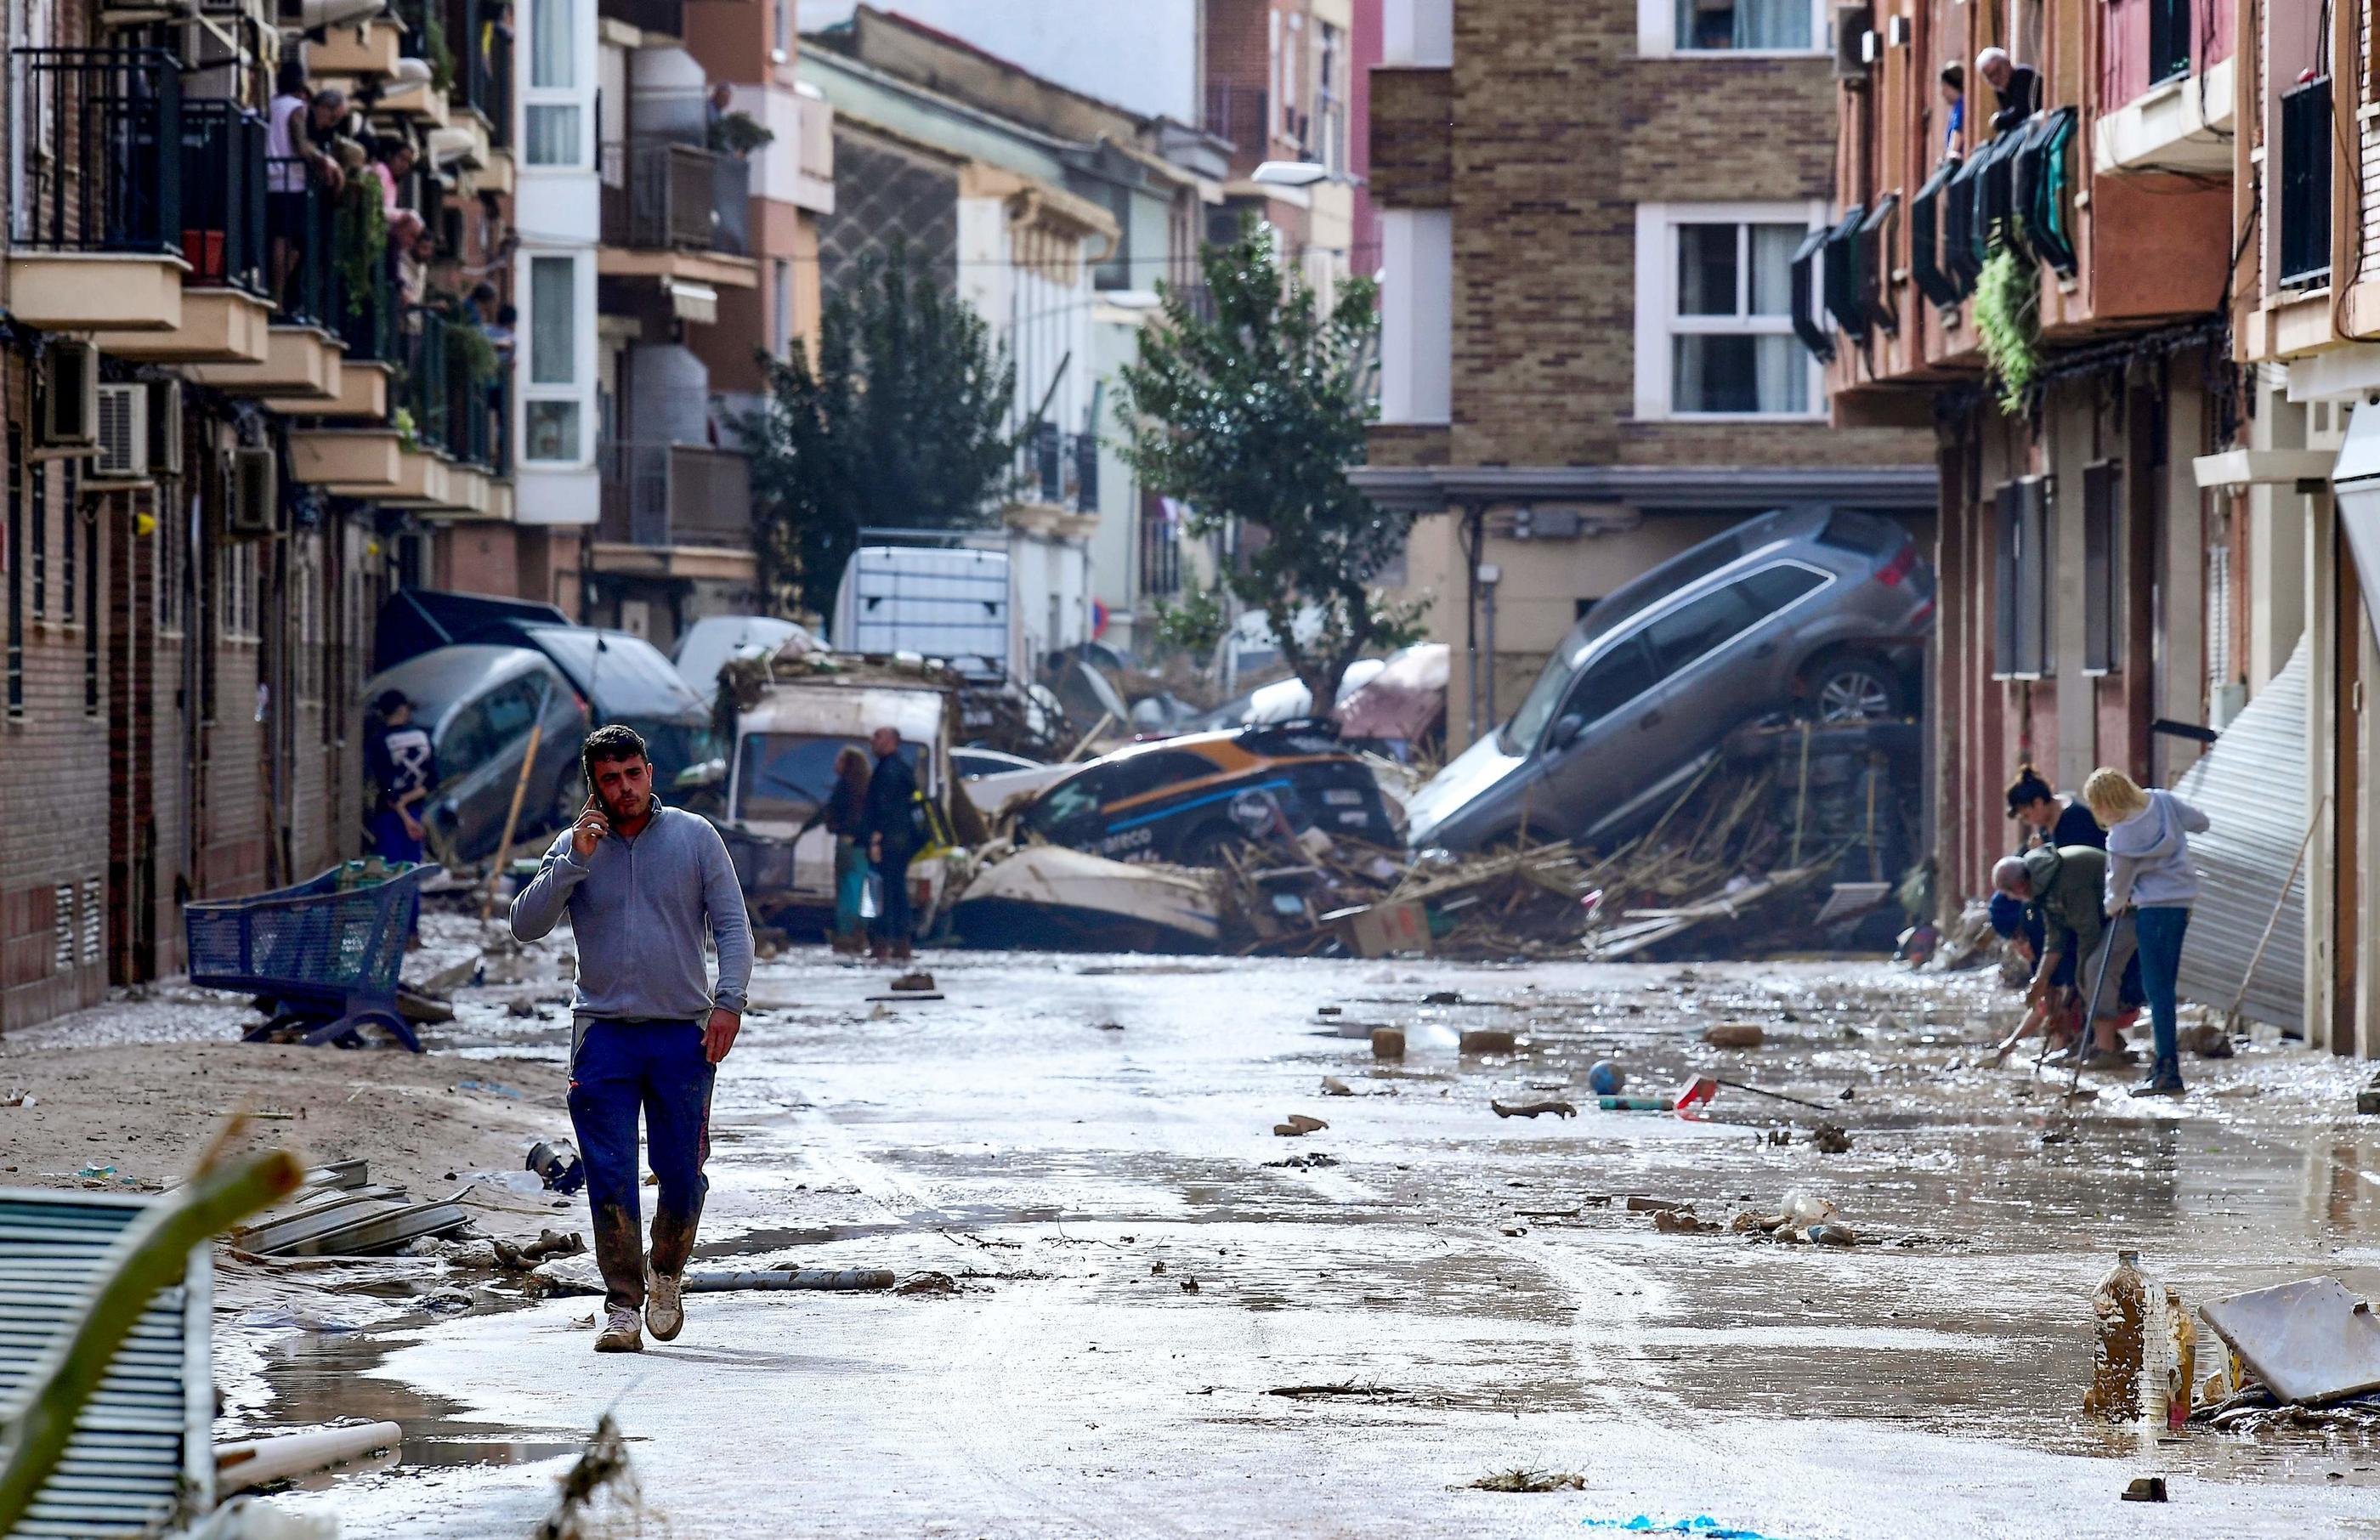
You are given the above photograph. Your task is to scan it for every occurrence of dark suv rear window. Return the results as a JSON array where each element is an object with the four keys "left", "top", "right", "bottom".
[{"left": 1816, "top": 512, "right": 1901, "bottom": 557}]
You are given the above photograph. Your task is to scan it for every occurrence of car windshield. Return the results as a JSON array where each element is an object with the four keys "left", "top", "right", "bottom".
[
  {"left": 734, "top": 733, "right": 922, "bottom": 823},
  {"left": 622, "top": 717, "right": 720, "bottom": 792},
  {"left": 1500, "top": 633, "right": 1592, "bottom": 755}
]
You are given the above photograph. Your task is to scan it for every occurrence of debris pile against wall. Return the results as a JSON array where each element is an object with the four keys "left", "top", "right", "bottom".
[{"left": 1210, "top": 722, "right": 1920, "bottom": 962}]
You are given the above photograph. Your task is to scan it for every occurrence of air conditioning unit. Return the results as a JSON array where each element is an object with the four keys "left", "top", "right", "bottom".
[
  {"left": 97, "top": 0, "right": 184, "bottom": 25},
  {"left": 89, "top": 384, "right": 150, "bottom": 483},
  {"left": 227, "top": 446, "right": 279, "bottom": 539},
  {"left": 146, "top": 379, "right": 184, "bottom": 478},
  {"left": 1832, "top": 3, "right": 1873, "bottom": 81},
  {"left": 39, "top": 341, "right": 99, "bottom": 450}
]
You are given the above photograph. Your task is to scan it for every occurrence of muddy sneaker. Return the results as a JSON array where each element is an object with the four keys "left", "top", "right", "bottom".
[
  {"left": 2129, "top": 1062, "right": 2186, "bottom": 1098},
  {"left": 593, "top": 1306, "right": 643, "bottom": 1353},
  {"left": 646, "top": 1269, "right": 684, "bottom": 1342}
]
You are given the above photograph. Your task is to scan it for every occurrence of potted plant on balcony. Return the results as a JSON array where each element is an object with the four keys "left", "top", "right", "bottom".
[
  {"left": 708, "top": 110, "right": 774, "bottom": 159},
  {"left": 1975, "top": 242, "right": 2041, "bottom": 415},
  {"left": 334, "top": 176, "right": 389, "bottom": 317}
]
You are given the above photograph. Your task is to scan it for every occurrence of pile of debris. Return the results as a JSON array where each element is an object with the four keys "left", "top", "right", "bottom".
[
  {"left": 1211, "top": 731, "right": 1893, "bottom": 961},
  {"left": 232, "top": 1159, "right": 474, "bottom": 1260}
]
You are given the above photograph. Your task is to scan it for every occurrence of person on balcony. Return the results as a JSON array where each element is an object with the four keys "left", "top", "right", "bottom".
[
  {"left": 1938, "top": 62, "right": 1964, "bottom": 157},
  {"left": 372, "top": 137, "right": 427, "bottom": 246},
  {"left": 268, "top": 68, "right": 346, "bottom": 308},
  {"left": 1975, "top": 47, "right": 2039, "bottom": 134}
]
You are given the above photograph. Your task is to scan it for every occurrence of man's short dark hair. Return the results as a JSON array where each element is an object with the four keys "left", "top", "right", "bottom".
[
  {"left": 1940, "top": 61, "right": 1964, "bottom": 88},
  {"left": 581, "top": 723, "right": 649, "bottom": 785},
  {"left": 372, "top": 688, "right": 409, "bottom": 716}
]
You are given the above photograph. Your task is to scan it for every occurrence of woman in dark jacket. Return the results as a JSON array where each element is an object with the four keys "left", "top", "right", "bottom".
[{"left": 798, "top": 745, "right": 871, "bottom": 954}]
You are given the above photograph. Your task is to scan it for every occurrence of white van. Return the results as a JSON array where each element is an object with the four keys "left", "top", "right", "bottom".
[
  {"left": 830, "top": 546, "right": 1010, "bottom": 679},
  {"left": 722, "top": 669, "right": 960, "bottom": 935}
]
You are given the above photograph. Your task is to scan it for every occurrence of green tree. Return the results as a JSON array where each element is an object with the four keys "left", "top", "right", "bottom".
[
  {"left": 1119, "top": 219, "right": 1421, "bottom": 709},
  {"left": 744, "top": 240, "right": 1016, "bottom": 620}
]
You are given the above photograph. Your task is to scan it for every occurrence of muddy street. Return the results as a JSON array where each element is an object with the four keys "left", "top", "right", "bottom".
[{"left": 201, "top": 949, "right": 2380, "bottom": 1539}]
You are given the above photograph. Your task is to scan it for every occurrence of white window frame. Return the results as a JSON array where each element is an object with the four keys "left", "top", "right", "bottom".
[
  {"left": 517, "top": 248, "right": 595, "bottom": 468},
  {"left": 521, "top": 0, "right": 594, "bottom": 171},
  {"left": 1632, "top": 201, "right": 1828, "bottom": 423},
  {"left": 1637, "top": 0, "right": 1829, "bottom": 57}
]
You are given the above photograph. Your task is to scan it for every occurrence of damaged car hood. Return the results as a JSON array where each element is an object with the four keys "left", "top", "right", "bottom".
[{"left": 1403, "top": 730, "right": 1526, "bottom": 847}]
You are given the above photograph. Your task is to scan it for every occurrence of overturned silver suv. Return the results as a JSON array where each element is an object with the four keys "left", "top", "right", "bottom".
[{"left": 1405, "top": 506, "right": 1932, "bottom": 854}]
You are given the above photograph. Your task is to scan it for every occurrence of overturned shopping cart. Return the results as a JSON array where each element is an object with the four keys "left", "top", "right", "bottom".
[{"left": 184, "top": 861, "right": 431, "bottom": 1052}]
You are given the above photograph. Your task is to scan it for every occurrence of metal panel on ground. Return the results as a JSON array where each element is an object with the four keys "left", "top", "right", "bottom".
[
  {"left": 0, "top": 1191, "right": 212, "bottom": 1537},
  {"left": 2173, "top": 640, "right": 2309, "bottom": 1031}
]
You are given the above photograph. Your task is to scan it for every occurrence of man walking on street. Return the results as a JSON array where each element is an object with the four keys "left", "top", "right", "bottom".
[
  {"left": 861, "top": 726, "right": 918, "bottom": 961},
  {"left": 511, "top": 725, "right": 753, "bottom": 1352}
]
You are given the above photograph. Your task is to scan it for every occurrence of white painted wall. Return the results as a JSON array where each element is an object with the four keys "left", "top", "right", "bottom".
[
  {"left": 1379, "top": 209, "right": 1450, "bottom": 425},
  {"left": 795, "top": 0, "right": 1201, "bottom": 122},
  {"left": 1382, "top": 0, "right": 1452, "bottom": 66}
]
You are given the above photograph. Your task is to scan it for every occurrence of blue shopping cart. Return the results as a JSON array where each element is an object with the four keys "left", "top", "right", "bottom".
[{"left": 184, "top": 861, "right": 432, "bottom": 1051}]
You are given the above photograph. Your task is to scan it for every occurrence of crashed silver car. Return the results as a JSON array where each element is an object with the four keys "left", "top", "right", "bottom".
[{"left": 1406, "top": 506, "right": 1931, "bottom": 853}]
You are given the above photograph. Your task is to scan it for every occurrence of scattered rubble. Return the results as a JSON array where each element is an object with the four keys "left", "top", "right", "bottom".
[
  {"left": 1459, "top": 1469, "right": 1587, "bottom": 1492},
  {"left": 1273, "top": 1114, "right": 1329, "bottom": 1136},
  {"left": 1459, "top": 1029, "right": 1517, "bottom": 1056},
  {"left": 1703, "top": 1023, "right": 1765, "bottom": 1049},
  {"left": 1490, "top": 1099, "right": 1577, "bottom": 1119}
]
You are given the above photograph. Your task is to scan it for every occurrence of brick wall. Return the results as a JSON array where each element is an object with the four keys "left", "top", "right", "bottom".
[
  {"left": 1364, "top": 2, "right": 1932, "bottom": 474},
  {"left": 2, "top": 356, "right": 112, "bottom": 1027}
]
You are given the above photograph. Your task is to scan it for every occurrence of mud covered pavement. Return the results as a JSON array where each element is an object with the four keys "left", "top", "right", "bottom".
[{"left": 218, "top": 951, "right": 2380, "bottom": 1538}]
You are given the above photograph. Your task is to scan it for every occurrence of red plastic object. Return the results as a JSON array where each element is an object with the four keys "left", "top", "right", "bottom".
[{"left": 1673, "top": 1075, "right": 1717, "bottom": 1117}]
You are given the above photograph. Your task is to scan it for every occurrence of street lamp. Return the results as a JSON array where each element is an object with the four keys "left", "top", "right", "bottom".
[{"left": 1250, "top": 160, "right": 1331, "bottom": 188}]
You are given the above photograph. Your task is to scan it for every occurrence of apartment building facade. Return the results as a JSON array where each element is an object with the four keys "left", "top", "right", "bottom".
[
  {"left": 1818, "top": 0, "right": 2380, "bottom": 1056},
  {"left": 0, "top": 0, "right": 528, "bottom": 1028},
  {"left": 793, "top": 0, "right": 1369, "bottom": 653},
  {"left": 1352, "top": 0, "right": 1935, "bottom": 755},
  {"left": 567, "top": 0, "right": 830, "bottom": 649}
]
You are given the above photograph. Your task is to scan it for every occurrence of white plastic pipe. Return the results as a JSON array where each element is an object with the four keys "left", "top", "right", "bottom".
[{"left": 215, "top": 1423, "right": 402, "bottom": 1494}]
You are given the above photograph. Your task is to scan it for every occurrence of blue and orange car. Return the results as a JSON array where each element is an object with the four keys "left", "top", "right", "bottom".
[{"left": 1016, "top": 722, "right": 1398, "bottom": 864}]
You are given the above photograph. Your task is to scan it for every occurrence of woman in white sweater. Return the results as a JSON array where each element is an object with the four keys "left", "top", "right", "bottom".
[{"left": 2082, "top": 767, "right": 2209, "bottom": 1098}]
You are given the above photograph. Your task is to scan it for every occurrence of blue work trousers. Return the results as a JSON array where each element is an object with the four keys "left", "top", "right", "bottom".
[
  {"left": 2132, "top": 905, "right": 2192, "bottom": 1071},
  {"left": 568, "top": 1018, "right": 715, "bottom": 1312}
]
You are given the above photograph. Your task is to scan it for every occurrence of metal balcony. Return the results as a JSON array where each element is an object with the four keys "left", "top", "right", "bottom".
[
  {"left": 12, "top": 48, "right": 183, "bottom": 257},
  {"left": 600, "top": 140, "right": 750, "bottom": 256},
  {"left": 598, "top": 442, "right": 753, "bottom": 549}
]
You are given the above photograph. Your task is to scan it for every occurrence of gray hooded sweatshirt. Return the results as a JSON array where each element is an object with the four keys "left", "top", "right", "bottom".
[
  {"left": 509, "top": 802, "right": 753, "bottom": 1023},
  {"left": 2103, "top": 789, "right": 2209, "bottom": 911}
]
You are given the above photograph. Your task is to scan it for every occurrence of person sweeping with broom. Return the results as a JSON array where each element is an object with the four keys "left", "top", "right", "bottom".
[{"left": 2082, "top": 767, "right": 2209, "bottom": 1099}]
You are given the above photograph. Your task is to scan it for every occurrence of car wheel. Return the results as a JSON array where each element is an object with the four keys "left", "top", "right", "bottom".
[
  {"left": 1178, "top": 820, "right": 1244, "bottom": 866},
  {"left": 1808, "top": 655, "right": 1903, "bottom": 723}
]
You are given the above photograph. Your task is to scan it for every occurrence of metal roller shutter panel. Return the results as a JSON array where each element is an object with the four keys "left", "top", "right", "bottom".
[
  {"left": 2172, "top": 641, "right": 2309, "bottom": 1032},
  {"left": 0, "top": 1192, "right": 213, "bottom": 1537}
]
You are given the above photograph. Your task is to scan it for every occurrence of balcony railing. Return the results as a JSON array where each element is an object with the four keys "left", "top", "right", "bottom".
[
  {"left": 334, "top": 211, "right": 397, "bottom": 364},
  {"left": 2279, "top": 76, "right": 2332, "bottom": 288},
  {"left": 12, "top": 48, "right": 182, "bottom": 257},
  {"left": 268, "top": 156, "right": 342, "bottom": 328},
  {"left": 178, "top": 100, "right": 267, "bottom": 296},
  {"left": 599, "top": 140, "right": 749, "bottom": 255},
  {"left": 598, "top": 442, "right": 753, "bottom": 549},
  {"left": 402, "top": 308, "right": 512, "bottom": 471}
]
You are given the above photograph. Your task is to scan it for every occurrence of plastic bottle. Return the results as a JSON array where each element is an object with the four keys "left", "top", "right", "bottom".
[{"left": 2086, "top": 1249, "right": 2149, "bottom": 1420}]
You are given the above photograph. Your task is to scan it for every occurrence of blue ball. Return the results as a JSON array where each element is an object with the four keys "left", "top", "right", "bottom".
[{"left": 1587, "top": 1059, "right": 1624, "bottom": 1096}]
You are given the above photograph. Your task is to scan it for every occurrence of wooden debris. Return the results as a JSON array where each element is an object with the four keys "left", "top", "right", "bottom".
[{"left": 1490, "top": 1099, "right": 1577, "bottom": 1119}]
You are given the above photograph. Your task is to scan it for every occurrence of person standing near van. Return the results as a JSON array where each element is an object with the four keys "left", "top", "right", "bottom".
[
  {"left": 511, "top": 724, "right": 753, "bottom": 1352},
  {"left": 2082, "top": 767, "right": 2208, "bottom": 1099},
  {"left": 364, "top": 688, "right": 435, "bottom": 863},
  {"left": 861, "top": 726, "right": 918, "bottom": 961},
  {"left": 796, "top": 745, "right": 870, "bottom": 954}
]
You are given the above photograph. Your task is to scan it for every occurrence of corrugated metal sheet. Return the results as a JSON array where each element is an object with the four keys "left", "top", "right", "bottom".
[
  {"left": 2174, "top": 641, "right": 2309, "bottom": 1031},
  {"left": 0, "top": 1191, "right": 212, "bottom": 1537}
]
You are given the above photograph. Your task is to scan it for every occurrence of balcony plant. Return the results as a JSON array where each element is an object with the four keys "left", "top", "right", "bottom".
[
  {"left": 708, "top": 110, "right": 774, "bottom": 158},
  {"left": 1975, "top": 243, "right": 2040, "bottom": 415},
  {"left": 334, "top": 178, "right": 389, "bottom": 317},
  {"left": 445, "top": 314, "right": 501, "bottom": 387},
  {"left": 422, "top": 7, "right": 456, "bottom": 96}
]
